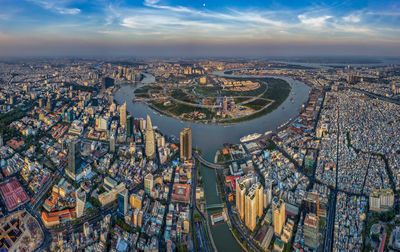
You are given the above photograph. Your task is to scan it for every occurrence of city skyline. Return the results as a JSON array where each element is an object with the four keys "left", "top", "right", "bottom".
[{"left": 0, "top": 0, "right": 399, "bottom": 57}]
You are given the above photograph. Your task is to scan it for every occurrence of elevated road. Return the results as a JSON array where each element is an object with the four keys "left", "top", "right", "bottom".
[
  {"left": 204, "top": 203, "right": 224, "bottom": 210},
  {"left": 193, "top": 152, "right": 226, "bottom": 169},
  {"left": 347, "top": 87, "right": 400, "bottom": 105}
]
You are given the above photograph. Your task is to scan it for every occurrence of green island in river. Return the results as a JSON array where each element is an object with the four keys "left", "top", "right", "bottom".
[{"left": 133, "top": 76, "right": 291, "bottom": 124}]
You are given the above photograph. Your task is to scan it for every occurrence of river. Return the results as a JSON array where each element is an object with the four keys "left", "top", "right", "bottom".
[{"left": 114, "top": 72, "right": 311, "bottom": 251}]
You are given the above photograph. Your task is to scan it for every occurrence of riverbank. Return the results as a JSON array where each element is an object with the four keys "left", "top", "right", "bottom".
[{"left": 114, "top": 72, "right": 311, "bottom": 252}]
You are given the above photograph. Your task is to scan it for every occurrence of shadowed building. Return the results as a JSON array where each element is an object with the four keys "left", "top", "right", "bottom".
[
  {"left": 66, "top": 139, "right": 82, "bottom": 180},
  {"left": 76, "top": 188, "right": 86, "bottom": 218},
  {"left": 304, "top": 213, "right": 319, "bottom": 249},
  {"left": 118, "top": 188, "right": 129, "bottom": 216},
  {"left": 127, "top": 115, "right": 134, "bottom": 137}
]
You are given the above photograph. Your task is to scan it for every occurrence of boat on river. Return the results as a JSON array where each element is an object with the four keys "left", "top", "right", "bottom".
[{"left": 240, "top": 133, "right": 261, "bottom": 143}]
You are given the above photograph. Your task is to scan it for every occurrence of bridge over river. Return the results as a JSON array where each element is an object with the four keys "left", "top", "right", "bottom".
[{"left": 193, "top": 152, "right": 226, "bottom": 169}]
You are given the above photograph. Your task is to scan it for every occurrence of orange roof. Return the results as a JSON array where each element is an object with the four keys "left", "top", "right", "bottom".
[
  {"left": 42, "top": 212, "right": 59, "bottom": 222},
  {"left": 48, "top": 209, "right": 71, "bottom": 216}
]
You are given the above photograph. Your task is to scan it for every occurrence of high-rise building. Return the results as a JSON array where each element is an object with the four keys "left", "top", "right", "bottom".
[
  {"left": 109, "top": 135, "right": 115, "bottom": 153},
  {"left": 180, "top": 127, "right": 192, "bottom": 160},
  {"left": 369, "top": 189, "right": 394, "bottom": 212},
  {"left": 264, "top": 179, "right": 272, "bottom": 208},
  {"left": 76, "top": 188, "right": 86, "bottom": 218},
  {"left": 46, "top": 96, "right": 52, "bottom": 111},
  {"left": 66, "top": 139, "right": 81, "bottom": 180},
  {"left": 236, "top": 174, "right": 257, "bottom": 221},
  {"left": 139, "top": 118, "right": 146, "bottom": 132},
  {"left": 272, "top": 197, "right": 286, "bottom": 236},
  {"left": 65, "top": 108, "right": 74, "bottom": 122},
  {"left": 245, "top": 189, "right": 257, "bottom": 231},
  {"left": 236, "top": 174, "right": 264, "bottom": 231},
  {"left": 243, "top": 182, "right": 264, "bottom": 231},
  {"left": 118, "top": 189, "right": 129, "bottom": 216},
  {"left": 304, "top": 191, "right": 320, "bottom": 215},
  {"left": 120, "top": 102, "right": 127, "bottom": 128},
  {"left": 256, "top": 183, "right": 264, "bottom": 217},
  {"left": 145, "top": 115, "right": 155, "bottom": 159},
  {"left": 130, "top": 190, "right": 144, "bottom": 209},
  {"left": 304, "top": 213, "right": 319, "bottom": 249},
  {"left": 127, "top": 115, "right": 134, "bottom": 137},
  {"left": 144, "top": 173, "right": 153, "bottom": 195}
]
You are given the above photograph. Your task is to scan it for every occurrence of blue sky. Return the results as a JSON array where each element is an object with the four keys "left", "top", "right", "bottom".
[{"left": 0, "top": 0, "right": 399, "bottom": 56}]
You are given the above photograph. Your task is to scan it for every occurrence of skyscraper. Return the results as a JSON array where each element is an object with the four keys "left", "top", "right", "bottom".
[
  {"left": 245, "top": 187, "right": 257, "bottom": 231},
  {"left": 180, "top": 127, "right": 192, "bottom": 160},
  {"left": 144, "top": 173, "right": 153, "bottom": 195},
  {"left": 256, "top": 183, "right": 264, "bottom": 217},
  {"left": 272, "top": 197, "right": 286, "bottom": 236},
  {"left": 244, "top": 182, "right": 264, "bottom": 231},
  {"left": 66, "top": 139, "right": 81, "bottom": 180},
  {"left": 145, "top": 115, "right": 155, "bottom": 159},
  {"left": 120, "top": 102, "right": 127, "bottom": 128},
  {"left": 127, "top": 115, "right": 134, "bottom": 137},
  {"left": 304, "top": 213, "right": 319, "bottom": 249},
  {"left": 236, "top": 174, "right": 257, "bottom": 221},
  {"left": 76, "top": 188, "right": 86, "bottom": 218},
  {"left": 264, "top": 179, "right": 273, "bottom": 208},
  {"left": 235, "top": 174, "right": 264, "bottom": 230},
  {"left": 118, "top": 188, "right": 129, "bottom": 216},
  {"left": 109, "top": 135, "right": 115, "bottom": 153}
]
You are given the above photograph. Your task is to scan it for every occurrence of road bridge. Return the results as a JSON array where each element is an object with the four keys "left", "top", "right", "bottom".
[
  {"left": 193, "top": 152, "right": 226, "bottom": 169},
  {"left": 204, "top": 203, "right": 224, "bottom": 210}
]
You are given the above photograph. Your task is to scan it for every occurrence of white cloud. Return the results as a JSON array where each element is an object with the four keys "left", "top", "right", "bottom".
[
  {"left": 343, "top": 14, "right": 361, "bottom": 23},
  {"left": 29, "top": 0, "right": 81, "bottom": 15},
  {"left": 98, "top": 1, "right": 392, "bottom": 41},
  {"left": 144, "top": 0, "right": 160, "bottom": 5},
  {"left": 298, "top": 14, "right": 332, "bottom": 27},
  {"left": 121, "top": 15, "right": 223, "bottom": 31},
  {"left": 56, "top": 7, "right": 81, "bottom": 15}
]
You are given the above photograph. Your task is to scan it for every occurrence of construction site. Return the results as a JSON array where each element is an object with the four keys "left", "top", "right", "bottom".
[{"left": 0, "top": 210, "right": 43, "bottom": 251}]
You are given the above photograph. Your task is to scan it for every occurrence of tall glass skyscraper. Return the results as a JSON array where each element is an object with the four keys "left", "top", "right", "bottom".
[{"left": 66, "top": 139, "right": 81, "bottom": 180}]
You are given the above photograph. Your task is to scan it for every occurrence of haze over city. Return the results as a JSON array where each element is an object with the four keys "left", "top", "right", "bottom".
[
  {"left": 0, "top": 1, "right": 400, "bottom": 252},
  {"left": 0, "top": 0, "right": 400, "bottom": 57}
]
